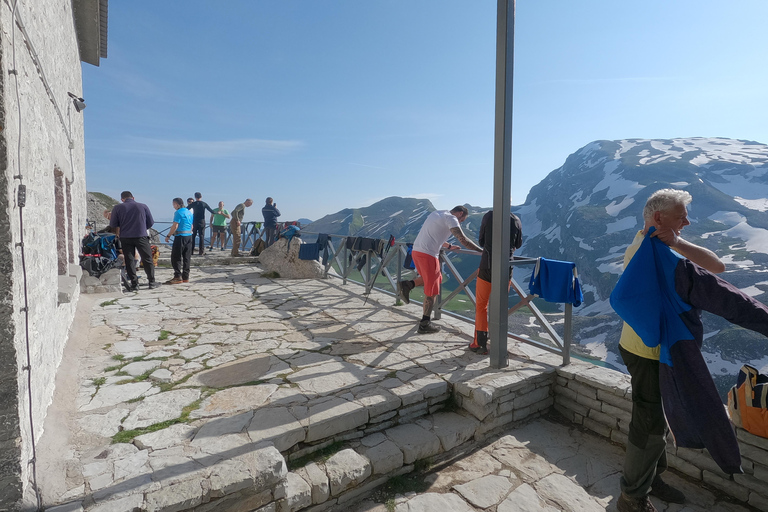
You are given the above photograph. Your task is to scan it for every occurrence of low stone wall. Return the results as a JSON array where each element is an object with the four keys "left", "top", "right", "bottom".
[{"left": 553, "top": 361, "right": 768, "bottom": 510}]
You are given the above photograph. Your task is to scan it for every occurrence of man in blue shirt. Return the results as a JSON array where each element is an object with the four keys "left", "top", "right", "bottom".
[
  {"left": 165, "top": 197, "right": 194, "bottom": 284},
  {"left": 109, "top": 191, "right": 159, "bottom": 291},
  {"left": 261, "top": 197, "right": 281, "bottom": 248}
]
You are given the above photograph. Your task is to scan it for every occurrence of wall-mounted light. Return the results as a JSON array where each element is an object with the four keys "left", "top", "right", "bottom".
[{"left": 67, "top": 92, "right": 86, "bottom": 113}]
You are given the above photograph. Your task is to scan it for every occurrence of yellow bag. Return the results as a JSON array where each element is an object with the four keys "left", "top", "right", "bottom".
[{"left": 728, "top": 364, "right": 768, "bottom": 438}]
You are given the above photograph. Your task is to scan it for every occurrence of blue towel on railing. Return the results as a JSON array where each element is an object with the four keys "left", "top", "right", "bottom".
[
  {"left": 298, "top": 243, "right": 320, "bottom": 261},
  {"left": 528, "top": 257, "right": 583, "bottom": 306}
]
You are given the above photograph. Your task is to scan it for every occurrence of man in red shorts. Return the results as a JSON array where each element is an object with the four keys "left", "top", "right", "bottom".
[{"left": 398, "top": 206, "right": 482, "bottom": 334}]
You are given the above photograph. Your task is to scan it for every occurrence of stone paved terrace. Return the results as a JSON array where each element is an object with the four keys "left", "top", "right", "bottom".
[{"left": 37, "top": 260, "right": 763, "bottom": 512}]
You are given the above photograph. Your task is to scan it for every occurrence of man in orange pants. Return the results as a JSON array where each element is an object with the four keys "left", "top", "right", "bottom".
[{"left": 470, "top": 210, "right": 522, "bottom": 354}]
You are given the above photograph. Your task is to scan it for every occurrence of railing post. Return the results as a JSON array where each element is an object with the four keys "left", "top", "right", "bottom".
[
  {"left": 434, "top": 252, "right": 443, "bottom": 320},
  {"left": 397, "top": 247, "right": 403, "bottom": 294},
  {"left": 342, "top": 237, "right": 348, "bottom": 285},
  {"left": 563, "top": 303, "right": 572, "bottom": 366}
]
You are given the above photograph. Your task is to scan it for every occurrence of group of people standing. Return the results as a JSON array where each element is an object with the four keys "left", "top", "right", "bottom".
[
  {"left": 107, "top": 192, "right": 280, "bottom": 287},
  {"left": 165, "top": 195, "right": 282, "bottom": 283}
]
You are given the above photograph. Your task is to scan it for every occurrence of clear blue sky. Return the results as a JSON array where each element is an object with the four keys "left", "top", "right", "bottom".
[{"left": 82, "top": 1, "right": 768, "bottom": 223}]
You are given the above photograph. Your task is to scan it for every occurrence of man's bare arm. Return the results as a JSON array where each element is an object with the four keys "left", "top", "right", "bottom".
[
  {"left": 652, "top": 227, "right": 725, "bottom": 274},
  {"left": 449, "top": 227, "right": 482, "bottom": 252}
]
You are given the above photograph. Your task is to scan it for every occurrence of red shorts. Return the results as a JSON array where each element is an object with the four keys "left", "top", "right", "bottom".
[{"left": 412, "top": 250, "right": 441, "bottom": 296}]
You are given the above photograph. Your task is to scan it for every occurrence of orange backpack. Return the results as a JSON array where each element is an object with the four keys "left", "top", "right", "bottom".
[{"left": 728, "top": 364, "right": 768, "bottom": 438}]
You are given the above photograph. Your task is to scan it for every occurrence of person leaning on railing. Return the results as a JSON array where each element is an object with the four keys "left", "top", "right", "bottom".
[
  {"left": 469, "top": 210, "right": 522, "bottom": 355},
  {"left": 398, "top": 206, "right": 482, "bottom": 334}
]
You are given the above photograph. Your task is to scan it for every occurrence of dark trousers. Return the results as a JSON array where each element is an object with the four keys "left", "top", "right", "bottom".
[
  {"left": 265, "top": 226, "right": 277, "bottom": 247},
  {"left": 620, "top": 346, "right": 668, "bottom": 498},
  {"left": 171, "top": 235, "right": 193, "bottom": 280},
  {"left": 192, "top": 221, "right": 207, "bottom": 253},
  {"left": 121, "top": 236, "right": 155, "bottom": 284}
]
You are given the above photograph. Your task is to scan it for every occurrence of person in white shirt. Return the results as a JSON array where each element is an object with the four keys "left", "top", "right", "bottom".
[{"left": 398, "top": 206, "right": 481, "bottom": 334}]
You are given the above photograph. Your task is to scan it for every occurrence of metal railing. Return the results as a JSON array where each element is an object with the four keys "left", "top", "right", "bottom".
[
  {"left": 304, "top": 232, "right": 573, "bottom": 365},
  {"left": 152, "top": 221, "right": 299, "bottom": 253}
]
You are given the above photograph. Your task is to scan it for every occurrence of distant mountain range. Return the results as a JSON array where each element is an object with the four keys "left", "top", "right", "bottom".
[{"left": 305, "top": 137, "right": 768, "bottom": 397}]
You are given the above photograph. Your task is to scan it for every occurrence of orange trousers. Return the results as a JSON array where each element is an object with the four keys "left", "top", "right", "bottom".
[{"left": 472, "top": 276, "right": 511, "bottom": 345}]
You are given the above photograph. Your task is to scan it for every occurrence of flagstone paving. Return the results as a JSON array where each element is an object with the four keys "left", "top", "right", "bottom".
[{"left": 37, "top": 262, "right": 754, "bottom": 511}]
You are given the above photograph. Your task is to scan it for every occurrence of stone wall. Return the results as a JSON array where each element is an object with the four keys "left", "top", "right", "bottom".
[
  {"left": 554, "top": 361, "right": 768, "bottom": 510},
  {"left": 0, "top": 0, "right": 88, "bottom": 508}
]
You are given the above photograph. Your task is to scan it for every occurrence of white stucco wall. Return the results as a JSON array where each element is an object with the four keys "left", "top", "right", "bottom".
[{"left": 0, "top": 0, "right": 88, "bottom": 508}]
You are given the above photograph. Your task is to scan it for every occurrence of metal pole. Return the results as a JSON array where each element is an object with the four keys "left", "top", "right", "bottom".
[{"left": 489, "top": 0, "right": 515, "bottom": 369}]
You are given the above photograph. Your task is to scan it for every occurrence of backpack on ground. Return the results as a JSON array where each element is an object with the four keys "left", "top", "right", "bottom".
[
  {"left": 728, "top": 364, "right": 768, "bottom": 438},
  {"left": 250, "top": 238, "right": 266, "bottom": 256}
]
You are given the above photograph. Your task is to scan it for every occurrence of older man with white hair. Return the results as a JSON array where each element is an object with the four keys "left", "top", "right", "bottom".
[{"left": 617, "top": 188, "right": 724, "bottom": 512}]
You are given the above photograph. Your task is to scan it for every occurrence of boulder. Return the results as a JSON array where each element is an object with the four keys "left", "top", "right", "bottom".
[{"left": 258, "top": 238, "right": 325, "bottom": 279}]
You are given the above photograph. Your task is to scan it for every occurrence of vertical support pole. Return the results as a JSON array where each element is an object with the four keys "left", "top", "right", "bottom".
[
  {"left": 563, "top": 303, "right": 572, "bottom": 366},
  {"left": 397, "top": 247, "right": 403, "bottom": 300},
  {"left": 343, "top": 238, "right": 348, "bottom": 285},
  {"left": 489, "top": 0, "right": 515, "bottom": 369}
]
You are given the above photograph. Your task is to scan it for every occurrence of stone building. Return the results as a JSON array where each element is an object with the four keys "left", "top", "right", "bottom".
[{"left": 0, "top": 0, "right": 107, "bottom": 509}]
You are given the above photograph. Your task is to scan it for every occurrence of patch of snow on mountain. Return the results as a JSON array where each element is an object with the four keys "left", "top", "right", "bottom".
[
  {"left": 597, "top": 260, "right": 623, "bottom": 275},
  {"left": 574, "top": 237, "right": 594, "bottom": 250},
  {"left": 570, "top": 190, "right": 591, "bottom": 208},
  {"left": 707, "top": 172, "right": 768, "bottom": 200},
  {"left": 708, "top": 211, "right": 746, "bottom": 226},
  {"left": 734, "top": 197, "right": 768, "bottom": 212},
  {"left": 606, "top": 216, "right": 637, "bottom": 235},
  {"left": 701, "top": 350, "right": 768, "bottom": 377},
  {"left": 515, "top": 199, "right": 543, "bottom": 235},
  {"left": 640, "top": 153, "right": 674, "bottom": 166},
  {"left": 577, "top": 141, "right": 602, "bottom": 157},
  {"left": 583, "top": 339, "right": 608, "bottom": 360},
  {"left": 605, "top": 196, "right": 635, "bottom": 217},
  {"left": 592, "top": 165, "right": 643, "bottom": 200},
  {"left": 544, "top": 226, "right": 561, "bottom": 243},
  {"left": 389, "top": 210, "right": 403, "bottom": 218},
  {"left": 408, "top": 210, "right": 429, "bottom": 222},
  {"left": 578, "top": 296, "right": 613, "bottom": 316},
  {"left": 617, "top": 140, "right": 639, "bottom": 158},
  {"left": 740, "top": 285, "right": 764, "bottom": 297},
  {"left": 720, "top": 222, "right": 768, "bottom": 253},
  {"left": 721, "top": 254, "right": 755, "bottom": 268},
  {"left": 670, "top": 181, "right": 689, "bottom": 186}
]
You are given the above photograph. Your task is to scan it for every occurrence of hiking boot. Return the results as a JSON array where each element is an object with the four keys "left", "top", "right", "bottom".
[
  {"left": 617, "top": 493, "right": 657, "bottom": 512},
  {"left": 649, "top": 476, "right": 685, "bottom": 504},
  {"left": 398, "top": 280, "right": 413, "bottom": 304},
  {"left": 417, "top": 320, "right": 440, "bottom": 334},
  {"left": 182, "top": 279, "right": 189, "bottom": 283},
  {"left": 126, "top": 281, "right": 139, "bottom": 292},
  {"left": 148, "top": 281, "right": 161, "bottom": 289},
  {"left": 470, "top": 331, "right": 489, "bottom": 354},
  {"left": 165, "top": 277, "right": 183, "bottom": 285}
]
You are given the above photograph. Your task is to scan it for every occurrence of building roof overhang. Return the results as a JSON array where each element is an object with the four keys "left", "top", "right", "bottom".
[{"left": 72, "top": 0, "right": 108, "bottom": 66}]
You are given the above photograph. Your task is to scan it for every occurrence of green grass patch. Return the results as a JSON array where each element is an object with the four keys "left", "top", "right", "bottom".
[
  {"left": 92, "top": 377, "right": 107, "bottom": 387},
  {"left": 104, "top": 365, "right": 120, "bottom": 372},
  {"left": 263, "top": 271, "right": 280, "bottom": 279},
  {"left": 99, "top": 299, "right": 118, "bottom": 307},
  {"left": 111, "top": 397, "right": 204, "bottom": 444},
  {"left": 287, "top": 441, "right": 345, "bottom": 471},
  {"left": 375, "top": 473, "right": 431, "bottom": 508},
  {"left": 158, "top": 330, "right": 170, "bottom": 341},
  {"left": 126, "top": 397, "right": 144, "bottom": 404},
  {"left": 134, "top": 370, "right": 155, "bottom": 382},
  {"left": 111, "top": 354, "right": 125, "bottom": 361}
]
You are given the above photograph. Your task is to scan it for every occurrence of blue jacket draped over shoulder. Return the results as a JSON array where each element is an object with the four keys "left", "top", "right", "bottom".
[{"left": 611, "top": 228, "right": 768, "bottom": 475}]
